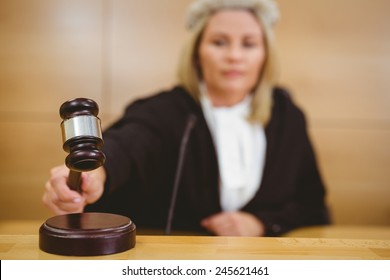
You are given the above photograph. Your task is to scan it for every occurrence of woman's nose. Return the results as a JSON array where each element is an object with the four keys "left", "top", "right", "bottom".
[{"left": 226, "top": 44, "right": 243, "bottom": 61}]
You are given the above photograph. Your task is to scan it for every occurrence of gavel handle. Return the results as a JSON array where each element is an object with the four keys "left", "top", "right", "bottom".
[{"left": 67, "top": 170, "right": 82, "bottom": 193}]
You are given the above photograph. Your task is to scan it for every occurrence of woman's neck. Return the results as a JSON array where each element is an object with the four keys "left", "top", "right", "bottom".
[{"left": 207, "top": 90, "right": 248, "bottom": 107}]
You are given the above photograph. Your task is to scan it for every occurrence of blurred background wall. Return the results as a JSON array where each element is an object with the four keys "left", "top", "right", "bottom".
[{"left": 0, "top": 0, "right": 389, "bottom": 226}]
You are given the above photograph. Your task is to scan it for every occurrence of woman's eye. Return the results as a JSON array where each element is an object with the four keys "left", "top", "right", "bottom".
[
  {"left": 212, "top": 39, "right": 227, "bottom": 46},
  {"left": 243, "top": 41, "right": 257, "bottom": 48}
]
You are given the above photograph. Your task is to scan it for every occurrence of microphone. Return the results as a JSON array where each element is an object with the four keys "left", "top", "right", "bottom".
[{"left": 165, "top": 114, "right": 197, "bottom": 235}]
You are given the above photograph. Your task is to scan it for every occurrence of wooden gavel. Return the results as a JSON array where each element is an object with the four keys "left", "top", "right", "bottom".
[
  {"left": 39, "top": 98, "right": 135, "bottom": 257},
  {"left": 59, "top": 98, "right": 106, "bottom": 193}
]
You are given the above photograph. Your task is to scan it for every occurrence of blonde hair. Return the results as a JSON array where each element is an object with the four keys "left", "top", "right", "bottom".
[{"left": 177, "top": 0, "right": 280, "bottom": 125}]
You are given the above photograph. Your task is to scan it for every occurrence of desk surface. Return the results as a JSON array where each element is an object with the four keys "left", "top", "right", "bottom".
[
  {"left": 284, "top": 225, "right": 390, "bottom": 240},
  {"left": 1, "top": 220, "right": 390, "bottom": 260},
  {"left": 1, "top": 220, "right": 390, "bottom": 239},
  {"left": 1, "top": 234, "right": 389, "bottom": 260}
]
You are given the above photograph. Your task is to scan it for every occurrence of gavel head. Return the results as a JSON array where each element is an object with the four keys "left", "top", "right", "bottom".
[{"left": 60, "top": 98, "right": 106, "bottom": 172}]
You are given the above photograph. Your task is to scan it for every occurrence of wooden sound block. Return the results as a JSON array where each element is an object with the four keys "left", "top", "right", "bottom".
[{"left": 39, "top": 212, "right": 136, "bottom": 256}]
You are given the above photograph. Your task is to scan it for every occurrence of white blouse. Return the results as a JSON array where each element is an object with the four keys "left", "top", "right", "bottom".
[{"left": 200, "top": 91, "right": 267, "bottom": 211}]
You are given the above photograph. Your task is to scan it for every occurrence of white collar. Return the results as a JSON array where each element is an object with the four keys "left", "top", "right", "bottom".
[{"left": 200, "top": 84, "right": 253, "bottom": 133}]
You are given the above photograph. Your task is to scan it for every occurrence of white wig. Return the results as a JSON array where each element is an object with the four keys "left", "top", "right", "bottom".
[{"left": 186, "top": 0, "right": 280, "bottom": 31}]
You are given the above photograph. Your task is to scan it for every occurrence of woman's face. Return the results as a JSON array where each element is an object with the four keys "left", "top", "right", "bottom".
[{"left": 198, "top": 9, "right": 266, "bottom": 105}]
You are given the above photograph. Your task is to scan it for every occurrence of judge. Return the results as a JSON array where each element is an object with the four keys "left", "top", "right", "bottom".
[{"left": 43, "top": 0, "right": 330, "bottom": 236}]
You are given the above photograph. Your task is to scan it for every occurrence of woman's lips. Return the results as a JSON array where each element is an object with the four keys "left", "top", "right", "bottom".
[{"left": 223, "top": 70, "right": 244, "bottom": 78}]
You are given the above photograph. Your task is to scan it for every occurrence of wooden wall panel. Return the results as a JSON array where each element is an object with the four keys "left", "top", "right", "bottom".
[
  {"left": 0, "top": 0, "right": 105, "bottom": 220},
  {"left": 275, "top": 0, "right": 390, "bottom": 225},
  {"left": 276, "top": 0, "right": 390, "bottom": 120},
  {"left": 108, "top": 0, "right": 193, "bottom": 115},
  {"left": 0, "top": 0, "right": 105, "bottom": 113},
  {"left": 0, "top": 122, "right": 63, "bottom": 219},
  {"left": 310, "top": 127, "right": 390, "bottom": 225}
]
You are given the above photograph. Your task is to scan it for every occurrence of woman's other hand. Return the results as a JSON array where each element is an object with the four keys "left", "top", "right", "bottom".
[{"left": 201, "top": 211, "right": 265, "bottom": 236}]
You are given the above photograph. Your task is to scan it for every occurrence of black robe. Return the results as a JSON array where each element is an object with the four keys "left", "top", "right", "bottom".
[{"left": 86, "top": 86, "right": 330, "bottom": 236}]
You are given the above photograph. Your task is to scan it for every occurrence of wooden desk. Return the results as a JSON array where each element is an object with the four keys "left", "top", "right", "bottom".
[
  {"left": 1, "top": 220, "right": 389, "bottom": 259},
  {"left": 285, "top": 225, "right": 390, "bottom": 240},
  {"left": 1, "top": 234, "right": 389, "bottom": 260},
  {"left": 1, "top": 220, "right": 390, "bottom": 239}
]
